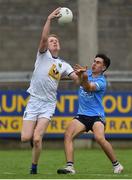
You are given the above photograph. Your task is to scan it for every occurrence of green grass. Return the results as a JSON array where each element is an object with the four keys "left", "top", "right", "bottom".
[{"left": 0, "top": 148, "right": 132, "bottom": 179}]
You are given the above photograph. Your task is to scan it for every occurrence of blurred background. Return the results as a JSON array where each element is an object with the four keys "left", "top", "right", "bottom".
[{"left": 0, "top": 0, "right": 132, "bottom": 149}]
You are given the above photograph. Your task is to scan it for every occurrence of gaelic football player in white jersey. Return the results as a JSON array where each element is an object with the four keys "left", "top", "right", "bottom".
[{"left": 21, "top": 8, "right": 85, "bottom": 174}]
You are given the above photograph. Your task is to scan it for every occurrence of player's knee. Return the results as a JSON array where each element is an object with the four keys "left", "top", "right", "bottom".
[
  {"left": 64, "top": 131, "right": 72, "bottom": 141},
  {"left": 33, "top": 135, "right": 42, "bottom": 147},
  {"left": 94, "top": 134, "right": 105, "bottom": 144},
  {"left": 21, "top": 134, "right": 31, "bottom": 142}
]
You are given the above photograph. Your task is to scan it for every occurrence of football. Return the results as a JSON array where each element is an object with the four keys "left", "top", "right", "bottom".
[{"left": 58, "top": 7, "right": 73, "bottom": 24}]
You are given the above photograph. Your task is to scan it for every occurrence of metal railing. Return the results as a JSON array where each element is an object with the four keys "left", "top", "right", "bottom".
[{"left": 0, "top": 71, "right": 131, "bottom": 83}]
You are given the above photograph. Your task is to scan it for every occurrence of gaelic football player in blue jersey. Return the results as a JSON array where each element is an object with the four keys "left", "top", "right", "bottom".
[{"left": 57, "top": 54, "right": 123, "bottom": 174}]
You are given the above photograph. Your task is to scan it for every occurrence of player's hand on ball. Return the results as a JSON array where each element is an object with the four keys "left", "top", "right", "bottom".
[{"left": 48, "top": 7, "right": 61, "bottom": 20}]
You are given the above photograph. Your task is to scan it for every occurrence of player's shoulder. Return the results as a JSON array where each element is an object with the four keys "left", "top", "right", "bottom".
[
  {"left": 94, "top": 72, "right": 107, "bottom": 86},
  {"left": 57, "top": 57, "right": 70, "bottom": 65},
  {"left": 37, "top": 49, "right": 49, "bottom": 57},
  {"left": 58, "top": 57, "right": 66, "bottom": 62},
  {"left": 100, "top": 73, "right": 106, "bottom": 81},
  {"left": 98, "top": 74, "right": 106, "bottom": 82},
  {"left": 98, "top": 74, "right": 107, "bottom": 86},
  {"left": 87, "top": 69, "right": 92, "bottom": 76}
]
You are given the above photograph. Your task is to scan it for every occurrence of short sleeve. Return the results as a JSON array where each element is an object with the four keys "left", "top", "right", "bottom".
[
  {"left": 36, "top": 50, "right": 49, "bottom": 57},
  {"left": 61, "top": 62, "right": 74, "bottom": 77},
  {"left": 95, "top": 78, "right": 106, "bottom": 91}
]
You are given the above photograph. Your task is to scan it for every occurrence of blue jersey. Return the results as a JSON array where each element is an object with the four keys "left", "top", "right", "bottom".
[{"left": 78, "top": 70, "right": 106, "bottom": 120}]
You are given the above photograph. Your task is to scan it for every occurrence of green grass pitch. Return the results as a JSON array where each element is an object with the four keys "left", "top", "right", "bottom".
[{"left": 0, "top": 148, "right": 132, "bottom": 179}]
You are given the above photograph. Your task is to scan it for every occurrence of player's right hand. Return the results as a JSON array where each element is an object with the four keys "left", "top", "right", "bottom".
[
  {"left": 48, "top": 7, "right": 61, "bottom": 20},
  {"left": 74, "top": 64, "right": 88, "bottom": 76}
]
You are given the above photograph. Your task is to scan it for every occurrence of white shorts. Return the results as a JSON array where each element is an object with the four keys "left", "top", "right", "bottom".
[{"left": 23, "top": 95, "right": 56, "bottom": 121}]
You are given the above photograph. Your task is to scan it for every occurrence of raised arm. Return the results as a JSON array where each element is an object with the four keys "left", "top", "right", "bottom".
[{"left": 38, "top": 7, "right": 61, "bottom": 53}]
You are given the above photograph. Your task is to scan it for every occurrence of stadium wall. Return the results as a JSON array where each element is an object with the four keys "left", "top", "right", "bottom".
[{"left": 0, "top": 0, "right": 132, "bottom": 71}]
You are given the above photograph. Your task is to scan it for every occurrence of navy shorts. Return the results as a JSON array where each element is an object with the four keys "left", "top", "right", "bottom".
[{"left": 74, "top": 115, "right": 105, "bottom": 132}]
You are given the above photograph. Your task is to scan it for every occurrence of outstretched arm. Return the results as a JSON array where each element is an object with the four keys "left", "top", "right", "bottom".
[
  {"left": 38, "top": 7, "right": 61, "bottom": 53},
  {"left": 69, "top": 64, "right": 87, "bottom": 85},
  {"left": 73, "top": 64, "right": 96, "bottom": 91}
]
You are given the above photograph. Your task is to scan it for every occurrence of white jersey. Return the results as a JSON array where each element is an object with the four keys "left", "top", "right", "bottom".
[{"left": 27, "top": 50, "right": 74, "bottom": 102}]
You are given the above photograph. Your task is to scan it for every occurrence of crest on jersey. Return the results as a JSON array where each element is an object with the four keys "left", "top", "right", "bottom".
[{"left": 58, "top": 63, "right": 62, "bottom": 68}]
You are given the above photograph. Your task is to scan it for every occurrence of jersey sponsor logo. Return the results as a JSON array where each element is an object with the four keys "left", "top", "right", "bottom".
[
  {"left": 48, "top": 64, "right": 61, "bottom": 80},
  {"left": 80, "top": 87, "right": 94, "bottom": 98}
]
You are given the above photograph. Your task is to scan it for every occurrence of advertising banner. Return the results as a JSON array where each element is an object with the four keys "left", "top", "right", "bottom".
[{"left": 0, "top": 91, "right": 132, "bottom": 138}]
